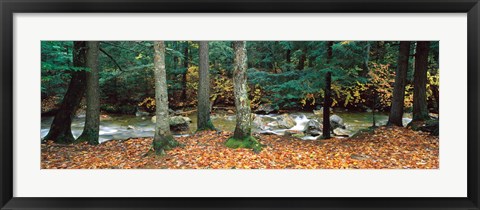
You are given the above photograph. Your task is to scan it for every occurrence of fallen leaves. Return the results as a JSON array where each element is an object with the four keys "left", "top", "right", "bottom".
[{"left": 41, "top": 126, "right": 439, "bottom": 169}]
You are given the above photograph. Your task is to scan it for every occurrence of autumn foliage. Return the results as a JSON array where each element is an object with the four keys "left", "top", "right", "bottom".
[{"left": 42, "top": 126, "right": 438, "bottom": 169}]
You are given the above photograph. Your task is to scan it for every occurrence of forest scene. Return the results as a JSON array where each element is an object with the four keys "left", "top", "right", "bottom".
[{"left": 41, "top": 41, "right": 439, "bottom": 169}]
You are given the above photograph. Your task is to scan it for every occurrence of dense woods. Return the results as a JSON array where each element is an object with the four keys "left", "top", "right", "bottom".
[{"left": 41, "top": 41, "right": 439, "bottom": 169}]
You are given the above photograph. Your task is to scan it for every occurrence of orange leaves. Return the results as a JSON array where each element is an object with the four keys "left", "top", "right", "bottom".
[{"left": 41, "top": 127, "right": 439, "bottom": 169}]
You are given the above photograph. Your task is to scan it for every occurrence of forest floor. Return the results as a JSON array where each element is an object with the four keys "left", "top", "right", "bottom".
[{"left": 41, "top": 126, "right": 439, "bottom": 169}]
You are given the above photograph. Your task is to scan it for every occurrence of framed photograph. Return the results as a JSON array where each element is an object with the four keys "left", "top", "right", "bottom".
[{"left": 1, "top": 0, "right": 479, "bottom": 209}]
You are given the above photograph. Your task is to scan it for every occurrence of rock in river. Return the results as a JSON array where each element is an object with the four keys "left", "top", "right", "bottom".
[
  {"left": 284, "top": 130, "right": 304, "bottom": 138},
  {"left": 303, "top": 119, "right": 323, "bottom": 137},
  {"left": 151, "top": 116, "right": 192, "bottom": 133},
  {"left": 276, "top": 114, "right": 296, "bottom": 129},
  {"left": 330, "top": 114, "right": 346, "bottom": 130},
  {"left": 255, "top": 103, "right": 276, "bottom": 114}
]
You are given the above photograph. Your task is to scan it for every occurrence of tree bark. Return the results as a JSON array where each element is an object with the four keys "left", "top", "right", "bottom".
[
  {"left": 43, "top": 41, "right": 87, "bottom": 143},
  {"left": 412, "top": 41, "right": 430, "bottom": 122},
  {"left": 226, "top": 41, "right": 261, "bottom": 151},
  {"left": 286, "top": 49, "right": 291, "bottom": 63},
  {"left": 360, "top": 41, "right": 371, "bottom": 77},
  {"left": 387, "top": 41, "right": 411, "bottom": 126},
  {"left": 232, "top": 41, "right": 251, "bottom": 139},
  {"left": 76, "top": 41, "right": 100, "bottom": 145},
  {"left": 181, "top": 42, "right": 189, "bottom": 101},
  {"left": 327, "top": 41, "right": 334, "bottom": 64},
  {"left": 152, "top": 41, "right": 179, "bottom": 155},
  {"left": 296, "top": 46, "right": 307, "bottom": 70},
  {"left": 197, "top": 41, "right": 216, "bottom": 131},
  {"left": 173, "top": 41, "right": 178, "bottom": 70},
  {"left": 322, "top": 71, "right": 332, "bottom": 139}
]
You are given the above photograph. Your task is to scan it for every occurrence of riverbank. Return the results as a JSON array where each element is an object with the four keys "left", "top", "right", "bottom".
[
  {"left": 41, "top": 126, "right": 438, "bottom": 169},
  {"left": 42, "top": 110, "right": 413, "bottom": 143}
]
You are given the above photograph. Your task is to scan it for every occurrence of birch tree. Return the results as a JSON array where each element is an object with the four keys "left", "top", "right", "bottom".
[
  {"left": 226, "top": 41, "right": 261, "bottom": 152},
  {"left": 152, "top": 41, "right": 179, "bottom": 155}
]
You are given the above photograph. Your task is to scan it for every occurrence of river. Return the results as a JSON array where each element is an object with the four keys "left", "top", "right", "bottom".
[{"left": 41, "top": 111, "right": 412, "bottom": 143}]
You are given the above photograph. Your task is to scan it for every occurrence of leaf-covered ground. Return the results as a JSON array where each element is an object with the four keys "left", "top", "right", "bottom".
[{"left": 41, "top": 126, "right": 439, "bottom": 169}]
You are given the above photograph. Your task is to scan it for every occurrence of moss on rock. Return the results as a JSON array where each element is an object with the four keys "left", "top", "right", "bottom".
[{"left": 225, "top": 135, "right": 262, "bottom": 152}]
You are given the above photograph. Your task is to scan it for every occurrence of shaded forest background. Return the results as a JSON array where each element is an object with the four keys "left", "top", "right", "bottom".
[{"left": 41, "top": 41, "right": 439, "bottom": 116}]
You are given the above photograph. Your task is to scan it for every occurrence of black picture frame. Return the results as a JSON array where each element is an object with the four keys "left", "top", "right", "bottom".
[{"left": 1, "top": 0, "right": 479, "bottom": 209}]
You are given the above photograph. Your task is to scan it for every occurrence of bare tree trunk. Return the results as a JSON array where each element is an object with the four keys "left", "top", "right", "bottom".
[
  {"left": 296, "top": 46, "right": 307, "bottom": 70},
  {"left": 322, "top": 71, "right": 332, "bottom": 139},
  {"left": 327, "top": 41, "right": 334, "bottom": 64},
  {"left": 360, "top": 41, "right": 371, "bottom": 77},
  {"left": 226, "top": 41, "right": 261, "bottom": 151},
  {"left": 152, "top": 41, "right": 179, "bottom": 155},
  {"left": 197, "top": 41, "right": 216, "bottom": 131},
  {"left": 286, "top": 49, "right": 291, "bottom": 63},
  {"left": 412, "top": 41, "right": 430, "bottom": 122},
  {"left": 76, "top": 41, "right": 100, "bottom": 145},
  {"left": 430, "top": 84, "right": 439, "bottom": 114},
  {"left": 387, "top": 41, "right": 411, "bottom": 126},
  {"left": 44, "top": 41, "right": 87, "bottom": 143},
  {"left": 181, "top": 42, "right": 189, "bottom": 101}
]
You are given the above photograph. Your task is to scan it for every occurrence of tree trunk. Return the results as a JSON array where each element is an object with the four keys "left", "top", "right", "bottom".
[
  {"left": 430, "top": 84, "right": 440, "bottom": 114},
  {"left": 296, "top": 46, "right": 307, "bottom": 70},
  {"left": 152, "top": 41, "right": 179, "bottom": 155},
  {"left": 43, "top": 41, "right": 87, "bottom": 143},
  {"left": 360, "top": 41, "right": 371, "bottom": 77},
  {"left": 322, "top": 71, "right": 332, "bottom": 139},
  {"left": 327, "top": 41, "right": 334, "bottom": 64},
  {"left": 286, "top": 49, "right": 291, "bottom": 63},
  {"left": 197, "top": 41, "right": 216, "bottom": 131},
  {"left": 182, "top": 42, "right": 189, "bottom": 101},
  {"left": 412, "top": 41, "right": 430, "bottom": 121},
  {"left": 173, "top": 41, "right": 178, "bottom": 70},
  {"left": 387, "top": 41, "right": 411, "bottom": 126},
  {"left": 76, "top": 41, "right": 100, "bottom": 145},
  {"left": 226, "top": 41, "right": 261, "bottom": 151}
]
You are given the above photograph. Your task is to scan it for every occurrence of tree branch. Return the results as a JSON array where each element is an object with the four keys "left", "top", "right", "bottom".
[{"left": 99, "top": 48, "right": 124, "bottom": 72}]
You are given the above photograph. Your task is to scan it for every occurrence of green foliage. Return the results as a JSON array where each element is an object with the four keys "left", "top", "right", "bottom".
[
  {"left": 41, "top": 41, "right": 440, "bottom": 115},
  {"left": 41, "top": 41, "right": 74, "bottom": 98},
  {"left": 248, "top": 68, "right": 325, "bottom": 109},
  {"left": 225, "top": 136, "right": 262, "bottom": 152}
]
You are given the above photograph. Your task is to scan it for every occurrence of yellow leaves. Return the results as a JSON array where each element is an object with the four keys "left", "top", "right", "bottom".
[
  {"left": 212, "top": 73, "right": 235, "bottom": 105},
  {"left": 138, "top": 97, "right": 156, "bottom": 111},
  {"left": 250, "top": 84, "right": 263, "bottom": 109},
  {"left": 300, "top": 93, "right": 316, "bottom": 107}
]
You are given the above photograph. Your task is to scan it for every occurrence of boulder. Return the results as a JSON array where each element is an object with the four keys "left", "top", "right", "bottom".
[
  {"left": 276, "top": 114, "right": 296, "bottom": 129},
  {"left": 169, "top": 116, "right": 191, "bottom": 133},
  {"left": 135, "top": 110, "right": 150, "bottom": 117},
  {"left": 255, "top": 103, "right": 275, "bottom": 114},
  {"left": 408, "top": 119, "right": 439, "bottom": 136},
  {"left": 127, "top": 125, "right": 136, "bottom": 130},
  {"left": 313, "top": 107, "right": 333, "bottom": 119},
  {"left": 303, "top": 119, "right": 323, "bottom": 137},
  {"left": 252, "top": 115, "right": 276, "bottom": 131},
  {"left": 313, "top": 108, "right": 323, "bottom": 118},
  {"left": 330, "top": 114, "right": 346, "bottom": 130},
  {"left": 151, "top": 116, "right": 192, "bottom": 133},
  {"left": 284, "top": 130, "right": 304, "bottom": 138}
]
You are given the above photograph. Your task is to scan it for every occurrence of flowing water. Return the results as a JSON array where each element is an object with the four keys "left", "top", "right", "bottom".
[{"left": 41, "top": 111, "right": 412, "bottom": 143}]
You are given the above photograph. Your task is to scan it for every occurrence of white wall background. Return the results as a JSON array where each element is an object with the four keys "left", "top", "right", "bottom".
[{"left": 13, "top": 13, "right": 467, "bottom": 197}]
